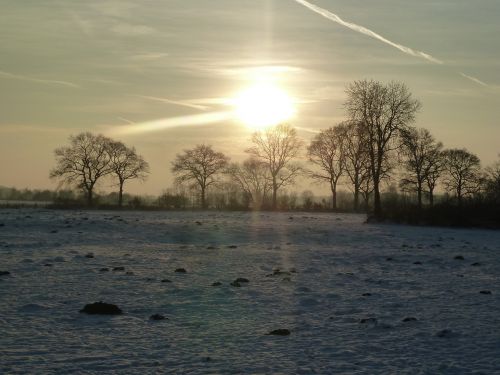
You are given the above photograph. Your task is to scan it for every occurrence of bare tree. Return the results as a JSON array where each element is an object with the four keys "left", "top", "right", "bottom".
[
  {"left": 359, "top": 171, "right": 374, "bottom": 211},
  {"left": 442, "top": 148, "right": 481, "bottom": 205},
  {"left": 399, "top": 127, "right": 443, "bottom": 209},
  {"left": 171, "top": 144, "right": 229, "bottom": 209},
  {"left": 246, "top": 124, "right": 303, "bottom": 210},
  {"left": 50, "top": 132, "right": 112, "bottom": 206},
  {"left": 227, "top": 158, "right": 271, "bottom": 209},
  {"left": 345, "top": 80, "right": 421, "bottom": 217},
  {"left": 107, "top": 141, "right": 149, "bottom": 207},
  {"left": 307, "top": 125, "right": 346, "bottom": 210},
  {"left": 484, "top": 155, "right": 500, "bottom": 203},
  {"left": 341, "top": 121, "right": 371, "bottom": 211},
  {"left": 424, "top": 157, "right": 443, "bottom": 206}
]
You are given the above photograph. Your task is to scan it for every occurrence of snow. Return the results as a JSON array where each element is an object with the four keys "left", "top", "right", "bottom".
[{"left": 0, "top": 209, "right": 499, "bottom": 374}]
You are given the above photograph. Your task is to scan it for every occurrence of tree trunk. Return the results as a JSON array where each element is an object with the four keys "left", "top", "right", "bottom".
[
  {"left": 363, "top": 193, "right": 370, "bottom": 211},
  {"left": 457, "top": 183, "right": 462, "bottom": 206},
  {"left": 87, "top": 188, "right": 93, "bottom": 206},
  {"left": 272, "top": 178, "right": 278, "bottom": 210},
  {"left": 331, "top": 183, "right": 337, "bottom": 210},
  {"left": 118, "top": 180, "right": 124, "bottom": 207},
  {"left": 353, "top": 186, "right": 360, "bottom": 212},
  {"left": 417, "top": 181, "right": 422, "bottom": 210},
  {"left": 201, "top": 186, "right": 206, "bottom": 209},
  {"left": 373, "top": 183, "right": 381, "bottom": 218},
  {"left": 429, "top": 188, "right": 434, "bottom": 206}
]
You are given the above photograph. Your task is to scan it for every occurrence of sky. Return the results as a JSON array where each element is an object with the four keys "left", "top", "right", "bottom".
[{"left": 1, "top": 0, "right": 499, "bottom": 195}]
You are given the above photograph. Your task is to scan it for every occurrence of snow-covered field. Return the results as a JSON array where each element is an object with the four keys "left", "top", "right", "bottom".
[{"left": 0, "top": 209, "right": 499, "bottom": 374}]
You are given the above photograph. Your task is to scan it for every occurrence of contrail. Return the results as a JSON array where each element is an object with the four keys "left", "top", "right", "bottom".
[
  {"left": 0, "top": 69, "right": 79, "bottom": 88},
  {"left": 107, "top": 111, "right": 233, "bottom": 136},
  {"left": 460, "top": 72, "right": 487, "bottom": 87},
  {"left": 293, "top": 0, "right": 442, "bottom": 64},
  {"left": 137, "top": 95, "right": 210, "bottom": 111},
  {"left": 292, "top": 0, "right": 491, "bottom": 86}
]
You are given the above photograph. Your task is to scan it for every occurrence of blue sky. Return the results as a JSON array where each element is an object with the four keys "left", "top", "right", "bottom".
[{"left": 1, "top": 0, "right": 499, "bottom": 194}]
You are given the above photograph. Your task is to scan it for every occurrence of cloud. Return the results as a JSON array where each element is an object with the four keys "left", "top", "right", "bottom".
[
  {"left": 460, "top": 72, "right": 487, "bottom": 87},
  {"left": 68, "top": 10, "right": 94, "bottom": 36},
  {"left": 107, "top": 111, "right": 234, "bottom": 136},
  {"left": 293, "top": 0, "right": 442, "bottom": 64},
  {"left": 136, "top": 95, "right": 211, "bottom": 111},
  {"left": 0, "top": 70, "right": 79, "bottom": 88},
  {"left": 111, "top": 23, "right": 155, "bottom": 36},
  {"left": 128, "top": 53, "right": 170, "bottom": 61}
]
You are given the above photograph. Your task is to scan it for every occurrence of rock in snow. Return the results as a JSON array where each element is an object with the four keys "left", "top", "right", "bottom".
[
  {"left": 80, "top": 302, "right": 123, "bottom": 315},
  {"left": 235, "top": 277, "right": 249, "bottom": 283},
  {"left": 150, "top": 314, "right": 167, "bottom": 321},
  {"left": 267, "top": 329, "right": 291, "bottom": 336},
  {"left": 360, "top": 318, "right": 378, "bottom": 324},
  {"left": 402, "top": 317, "right": 418, "bottom": 322},
  {"left": 175, "top": 268, "right": 187, "bottom": 273},
  {"left": 436, "top": 329, "right": 454, "bottom": 338}
]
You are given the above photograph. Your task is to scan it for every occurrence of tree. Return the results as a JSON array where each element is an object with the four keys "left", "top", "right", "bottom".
[
  {"left": 345, "top": 80, "right": 421, "bottom": 217},
  {"left": 227, "top": 158, "right": 271, "bottom": 209},
  {"left": 301, "top": 190, "right": 315, "bottom": 210},
  {"left": 442, "top": 148, "right": 481, "bottom": 205},
  {"left": 307, "top": 125, "right": 346, "bottom": 210},
  {"left": 484, "top": 156, "right": 500, "bottom": 204},
  {"left": 171, "top": 144, "right": 229, "bottom": 209},
  {"left": 399, "top": 127, "right": 443, "bottom": 209},
  {"left": 246, "top": 124, "right": 303, "bottom": 210},
  {"left": 107, "top": 141, "right": 149, "bottom": 207},
  {"left": 341, "top": 121, "right": 371, "bottom": 211},
  {"left": 423, "top": 159, "right": 442, "bottom": 206},
  {"left": 50, "top": 132, "right": 112, "bottom": 206}
]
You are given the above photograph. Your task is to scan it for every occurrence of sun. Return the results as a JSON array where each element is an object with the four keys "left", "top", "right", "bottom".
[{"left": 233, "top": 83, "right": 296, "bottom": 130}]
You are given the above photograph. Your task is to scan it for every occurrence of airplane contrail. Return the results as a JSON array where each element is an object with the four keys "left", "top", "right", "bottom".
[
  {"left": 107, "top": 111, "right": 233, "bottom": 136},
  {"left": 459, "top": 72, "right": 487, "bottom": 87},
  {"left": 293, "top": 0, "right": 442, "bottom": 64},
  {"left": 293, "top": 0, "right": 490, "bottom": 86},
  {"left": 0, "top": 69, "right": 79, "bottom": 88},
  {"left": 137, "top": 95, "right": 210, "bottom": 111}
]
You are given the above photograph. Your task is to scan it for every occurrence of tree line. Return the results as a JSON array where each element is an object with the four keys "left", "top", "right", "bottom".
[
  {"left": 49, "top": 79, "right": 500, "bottom": 219},
  {"left": 50, "top": 132, "right": 149, "bottom": 207}
]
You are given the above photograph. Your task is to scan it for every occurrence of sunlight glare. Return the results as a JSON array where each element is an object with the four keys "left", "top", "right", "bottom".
[{"left": 233, "top": 83, "right": 296, "bottom": 130}]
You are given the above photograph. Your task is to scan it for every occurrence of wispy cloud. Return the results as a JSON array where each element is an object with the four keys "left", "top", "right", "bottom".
[
  {"left": 107, "top": 111, "right": 233, "bottom": 135},
  {"left": 128, "top": 53, "right": 169, "bottom": 61},
  {"left": 68, "top": 10, "right": 94, "bottom": 36},
  {"left": 460, "top": 72, "right": 488, "bottom": 87},
  {"left": 136, "top": 95, "right": 211, "bottom": 111},
  {"left": 111, "top": 23, "right": 155, "bottom": 36},
  {"left": 293, "top": 0, "right": 442, "bottom": 64},
  {"left": 0, "top": 70, "right": 79, "bottom": 88}
]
